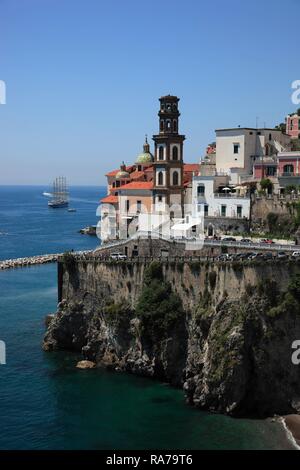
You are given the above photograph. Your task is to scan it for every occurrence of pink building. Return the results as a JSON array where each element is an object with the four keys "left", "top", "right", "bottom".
[
  {"left": 286, "top": 113, "right": 300, "bottom": 139},
  {"left": 253, "top": 161, "right": 277, "bottom": 179},
  {"left": 277, "top": 152, "right": 300, "bottom": 176}
]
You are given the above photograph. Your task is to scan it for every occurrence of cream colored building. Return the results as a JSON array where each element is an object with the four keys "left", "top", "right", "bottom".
[{"left": 215, "top": 128, "right": 291, "bottom": 179}]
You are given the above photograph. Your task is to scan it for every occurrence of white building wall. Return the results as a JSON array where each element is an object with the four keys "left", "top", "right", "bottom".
[{"left": 192, "top": 175, "right": 250, "bottom": 219}]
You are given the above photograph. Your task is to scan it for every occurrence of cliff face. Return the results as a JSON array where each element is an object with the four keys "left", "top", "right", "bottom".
[{"left": 44, "top": 257, "right": 300, "bottom": 417}]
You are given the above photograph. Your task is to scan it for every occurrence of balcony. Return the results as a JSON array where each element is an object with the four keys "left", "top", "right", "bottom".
[
  {"left": 280, "top": 172, "right": 300, "bottom": 177},
  {"left": 213, "top": 193, "right": 249, "bottom": 199}
]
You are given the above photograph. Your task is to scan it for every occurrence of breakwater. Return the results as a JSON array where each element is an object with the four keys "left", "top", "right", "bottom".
[
  {"left": 0, "top": 251, "right": 92, "bottom": 271},
  {"left": 0, "top": 254, "right": 60, "bottom": 270}
]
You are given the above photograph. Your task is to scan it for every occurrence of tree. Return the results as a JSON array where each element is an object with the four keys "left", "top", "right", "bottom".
[
  {"left": 136, "top": 262, "right": 184, "bottom": 341},
  {"left": 260, "top": 178, "right": 273, "bottom": 194}
]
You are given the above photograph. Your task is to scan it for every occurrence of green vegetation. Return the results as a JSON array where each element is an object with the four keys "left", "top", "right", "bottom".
[
  {"left": 103, "top": 300, "right": 132, "bottom": 326},
  {"left": 136, "top": 262, "right": 185, "bottom": 341},
  {"left": 285, "top": 185, "right": 298, "bottom": 194},
  {"left": 267, "top": 274, "right": 300, "bottom": 318},
  {"left": 291, "top": 139, "right": 300, "bottom": 151},
  {"left": 194, "top": 287, "right": 213, "bottom": 319},
  {"left": 260, "top": 178, "right": 273, "bottom": 193}
]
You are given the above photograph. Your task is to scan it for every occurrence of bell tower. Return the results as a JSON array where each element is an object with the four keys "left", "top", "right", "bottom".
[{"left": 152, "top": 95, "right": 185, "bottom": 216}]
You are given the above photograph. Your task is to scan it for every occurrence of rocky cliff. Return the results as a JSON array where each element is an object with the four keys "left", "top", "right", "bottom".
[{"left": 44, "top": 255, "right": 300, "bottom": 417}]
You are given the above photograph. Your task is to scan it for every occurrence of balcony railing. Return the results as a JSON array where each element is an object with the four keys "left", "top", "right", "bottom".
[
  {"left": 280, "top": 172, "right": 300, "bottom": 177},
  {"left": 213, "top": 193, "right": 249, "bottom": 199}
]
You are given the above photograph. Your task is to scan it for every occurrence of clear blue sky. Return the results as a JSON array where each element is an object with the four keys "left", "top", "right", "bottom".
[{"left": 0, "top": 0, "right": 299, "bottom": 185}]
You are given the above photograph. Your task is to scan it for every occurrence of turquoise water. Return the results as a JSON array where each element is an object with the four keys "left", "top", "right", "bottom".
[{"left": 0, "top": 186, "right": 294, "bottom": 449}]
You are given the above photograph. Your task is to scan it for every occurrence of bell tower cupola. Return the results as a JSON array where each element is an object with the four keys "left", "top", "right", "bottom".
[{"left": 158, "top": 95, "right": 180, "bottom": 135}]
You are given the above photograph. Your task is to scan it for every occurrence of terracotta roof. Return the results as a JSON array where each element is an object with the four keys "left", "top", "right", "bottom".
[
  {"left": 184, "top": 164, "right": 200, "bottom": 172},
  {"left": 130, "top": 171, "right": 147, "bottom": 180},
  {"left": 100, "top": 195, "right": 118, "bottom": 204},
  {"left": 144, "top": 166, "right": 154, "bottom": 172},
  {"left": 120, "top": 181, "right": 153, "bottom": 190},
  {"left": 106, "top": 165, "right": 134, "bottom": 177},
  {"left": 106, "top": 169, "right": 120, "bottom": 177}
]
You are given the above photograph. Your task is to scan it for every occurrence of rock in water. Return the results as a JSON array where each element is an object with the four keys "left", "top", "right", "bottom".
[{"left": 76, "top": 360, "right": 96, "bottom": 369}]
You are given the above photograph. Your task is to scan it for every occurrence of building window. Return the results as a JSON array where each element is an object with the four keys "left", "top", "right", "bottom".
[
  {"left": 233, "top": 143, "right": 240, "bottom": 154},
  {"left": 298, "top": 120, "right": 300, "bottom": 130},
  {"left": 221, "top": 205, "right": 226, "bottom": 217},
  {"left": 172, "top": 171, "right": 179, "bottom": 186},
  {"left": 266, "top": 166, "right": 276, "bottom": 176},
  {"left": 158, "top": 195, "right": 163, "bottom": 202},
  {"left": 166, "top": 120, "right": 171, "bottom": 130},
  {"left": 172, "top": 103, "right": 177, "bottom": 112},
  {"left": 269, "top": 133, "right": 272, "bottom": 141},
  {"left": 237, "top": 206, "right": 242, "bottom": 218},
  {"left": 160, "top": 120, "right": 164, "bottom": 132},
  {"left": 158, "top": 146, "right": 164, "bottom": 160},
  {"left": 283, "top": 164, "right": 294, "bottom": 175},
  {"left": 116, "top": 181, "right": 120, "bottom": 187},
  {"left": 173, "top": 120, "right": 177, "bottom": 132},
  {"left": 192, "top": 225, "right": 196, "bottom": 233},
  {"left": 136, "top": 200, "right": 141, "bottom": 212},
  {"left": 197, "top": 185, "right": 205, "bottom": 196},
  {"left": 265, "top": 144, "right": 269, "bottom": 156},
  {"left": 158, "top": 171, "right": 163, "bottom": 185},
  {"left": 204, "top": 205, "right": 208, "bottom": 216},
  {"left": 172, "top": 146, "right": 178, "bottom": 160},
  {"left": 126, "top": 200, "right": 130, "bottom": 212}
]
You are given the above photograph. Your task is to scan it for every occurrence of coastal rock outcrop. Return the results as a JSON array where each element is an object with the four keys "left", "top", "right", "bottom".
[{"left": 43, "top": 257, "right": 300, "bottom": 417}]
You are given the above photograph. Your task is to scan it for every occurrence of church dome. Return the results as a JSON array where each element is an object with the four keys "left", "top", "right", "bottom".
[
  {"left": 115, "top": 162, "right": 130, "bottom": 180},
  {"left": 115, "top": 170, "right": 130, "bottom": 179},
  {"left": 136, "top": 136, "right": 153, "bottom": 164}
]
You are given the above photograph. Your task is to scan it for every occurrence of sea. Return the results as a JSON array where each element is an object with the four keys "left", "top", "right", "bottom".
[{"left": 0, "top": 185, "right": 295, "bottom": 449}]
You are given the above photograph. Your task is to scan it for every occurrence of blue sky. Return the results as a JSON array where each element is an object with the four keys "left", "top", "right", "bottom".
[{"left": 0, "top": 0, "right": 299, "bottom": 185}]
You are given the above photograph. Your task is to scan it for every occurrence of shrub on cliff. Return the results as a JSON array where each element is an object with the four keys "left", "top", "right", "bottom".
[
  {"left": 267, "top": 274, "right": 300, "bottom": 317},
  {"left": 136, "top": 262, "right": 184, "bottom": 341},
  {"left": 103, "top": 300, "right": 132, "bottom": 327}
]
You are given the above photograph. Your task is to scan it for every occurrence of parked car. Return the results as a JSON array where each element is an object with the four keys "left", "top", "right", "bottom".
[
  {"left": 216, "top": 253, "right": 231, "bottom": 261},
  {"left": 248, "top": 252, "right": 263, "bottom": 260},
  {"left": 292, "top": 251, "right": 300, "bottom": 258},
  {"left": 260, "top": 239, "right": 274, "bottom": 244},
  {"left": 236, "top": 252, "right": 250, "bottom": 260},
  {"left": 262, "top": 252, "right": 273, "bottom": 260},
  {"left": 110, "top": 252, "right": 127, "bottom": 260},
  {"left": 222, "top": 237, "right": 236, "bottom": 242},
  {"left": 240, "top": 238, "right": 252, "bottom": 244},
  {"left": 277, "top": 251, "right": 288, "bottom": 259}
]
